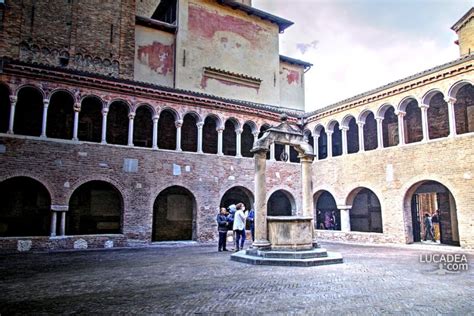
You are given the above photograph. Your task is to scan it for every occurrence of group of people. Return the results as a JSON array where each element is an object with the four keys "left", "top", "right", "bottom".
[
  {"left": 216, "top": 203, "right": 255, "bottom": 252},
  {"left": 316, "top": 210, "right": 338, "bottom": 230}
]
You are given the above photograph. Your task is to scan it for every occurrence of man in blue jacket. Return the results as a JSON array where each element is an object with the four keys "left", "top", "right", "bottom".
[{"left": 216, "top": 207, "right": 229, "bottom": 251}]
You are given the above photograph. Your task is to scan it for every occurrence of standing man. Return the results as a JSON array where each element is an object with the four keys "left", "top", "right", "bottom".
[
  {"left": 247, "top": 208, "right": 255, "bottom": 242},
  {"left": 216, "top": 208, "right": 229, "bottom": 252},
  {"left": 233, "top": 203, "right": 247, "bottom": 251},
  {"left": 423, "top": 213, "right": 435, "bottom": 242}
]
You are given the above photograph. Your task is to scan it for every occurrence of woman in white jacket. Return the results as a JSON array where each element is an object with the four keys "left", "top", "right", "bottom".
[{"left": 233, "top": 203, "right": 247, "bottom": 251}]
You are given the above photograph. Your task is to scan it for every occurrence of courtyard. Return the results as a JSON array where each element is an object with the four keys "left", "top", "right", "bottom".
[{"left": 0, "top": 241, "right": 472, "bottom": 315}]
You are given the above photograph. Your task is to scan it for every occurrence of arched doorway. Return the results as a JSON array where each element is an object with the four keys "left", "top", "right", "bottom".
[
  {"left": 0, "top": 177, "right": 51, "bottom": 237},
  {"left": 406, "top": 181, "right": 459, "bottom": 246},
  {"left": 267, "top": 190, "right": 295, "bottom": 216},
  {"left": 220, "top": 186, "right": 254, "bottom": 210},
  {"left": 68, "top": 181, "right": 123, "bottom": 235},
  {"left": 314, "top": 190, "right": 339, "bottom": 230},
  {"left": 346, "top": 188, "right": 382, "bottom": 233},
  {"left": 152, "top": 186, "right": 196, "bottom": 241}
]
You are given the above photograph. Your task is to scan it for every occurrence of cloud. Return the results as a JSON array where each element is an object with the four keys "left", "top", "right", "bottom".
[{"left": 296, "top": 40, "right": 319, "bottom": 54}]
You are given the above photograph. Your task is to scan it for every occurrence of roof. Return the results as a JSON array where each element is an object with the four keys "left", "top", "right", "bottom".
[
  {"left": 279, "top": 55, "right": 313, "bottom": 70},
  {"left": 305, "top": 53, "right": 474, "bottom": 118},
  {"left": 216, "top": 0, "right": 294, "bottom": 33},
  {"left": 135, "top": 16, "right": 177, "bottom": 33},
  {"left": 451, "top": 7, "right": 474, "bottom": 32}
]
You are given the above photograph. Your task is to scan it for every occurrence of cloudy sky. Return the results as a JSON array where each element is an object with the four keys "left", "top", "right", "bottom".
[{"left": 252, "top": 0, "right": 473, "bottom": 112}]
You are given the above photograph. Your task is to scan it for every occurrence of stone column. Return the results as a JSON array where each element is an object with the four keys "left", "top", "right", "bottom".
[
  {"left": 313, "top": 135, "right": 319, "bottom": 158},
  {"left": 396, "top": 111, "right": 406, "bottom": 145},
  {"left": 235, "top": 128, "right": 242, "bottom": 157},
  {"left": 340, "top": 126, "right": 348, "bottom": 155},
  {"left": 72, "top": 102, "right": 81, "bottom": 141},
  {"left": 59, "top": 211, "right": 66, "bottom": 236},
  {"left": 445, "top": 96, "right": 457, "bottom": 137},
  {"left": 197, "top": 122, "right": 204, "bottom": 153},
  {"left": 326, "top": 131, "right": 333, "bottom": 158},
  {"left": 7, "top": 96, "right": 17, "bottom": 134},
  {"left": 50, "top": 211, "right": 57, "bottom": 237},
  {"left": 40, "top": 99, "right": 50, "bottom": 138},
  {"left": 152, "top": 115, "right": 159, "bottom": 150},
  {"left": 253, "top": 150, "right": 271, "bottom": 249},
  {"left": 217, "top": 127, "right": 224, "bottom": 155},
  {"left": 357, "top": 121, "right": 365, "bottom": 152},
  {"left": 420, "top": 104, "right": 429, "bottom": 142},
  {"left": 101, "top": 108, "right": 109, "bottom": 144},
  {"left": 175, "top": 119, "right": 183, "bottom": 151},
  {"left": 253, "top": 132, "right": 259, "bottom": 146},
  {"left": 338, "top": 205, "right": 351, "bottom": 232},
  {"left": 127, "top": 112, "right": 135, "bottom": 147},
  {"left": 300, "top": 156, "right": 314, "bottom": 218},
  {"left": 375, "top": 117, "right": 384, "bottom": 149},
  {"left": 285, "top": 144, "right": 290, "bottom": 162},
  {"left": 269, "top": 143, "right": 276, "bottom": 161}
]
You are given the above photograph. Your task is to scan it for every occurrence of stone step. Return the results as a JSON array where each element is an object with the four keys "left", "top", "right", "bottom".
[
  {"left": 252, "top": 248, "right": 329, "bottom": 259},
  {"left": 231, "top": 250, "right": 343, "bottom": 267}
]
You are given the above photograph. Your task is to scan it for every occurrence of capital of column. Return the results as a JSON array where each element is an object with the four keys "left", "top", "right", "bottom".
[
  {"left": 43, "top": 99, "right": 50, "bottom": 108},
  {"left": 102, "top": 108, "right": 109, "bottom": 116},
  {"left": 419, "top": 103, "right": 429, "bottom": 110},
  {"left": 175, "top": 119, "right": 183, "bottom": 128},
  {"left": 299, "top": 155, "right": 314, "bottom": 163},
  {"left": 395, "top": 110, "right": 406, "bottom": 117},
  {"left": 73, "top": 102, "right": 81, "bottom": 112},
  {"left": 375, "top": 116, "right": 384, "bottom": 122},
  {"left": 196, "top": 121, "right": 204, "bottom": 128},
  {"left": 444, "top": 96, "right": 456, "bottom": 104},
  {"left": 253, "top": 148, "right": 268, "bottom": 158},
  {"left": 216, "top": 127, "right": 224, "bottom": 133},
  {"left": 235, "top": 128, "right": 243, "bottom": 135},
  {"left": 128, "top": 112, "right": 136, "bottom": 120},
  {"left": 9, "top": 95, "right": 17, "bottom": 104},
  {"left": 326, "top": 131, "right": 334, "bottom": 136},
  {"left": 340, "top": 125, "right": 349, "bottom": 131},
  {"left": 356, "top": 120, "right": 365, "bottom": 127},
  {"left": 252, "top": 131, "right": 259, "bottom": 138},
  {"left": 337, "top": 204, "right": 352, "bottom": 210},
  {"left": 152, "top": 115, "right": 159, "bottom": 122}
]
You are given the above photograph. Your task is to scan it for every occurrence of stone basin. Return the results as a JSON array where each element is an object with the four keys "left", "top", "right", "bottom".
[{"left": 267, "top": 216, "right": 314, "bottom": 251}]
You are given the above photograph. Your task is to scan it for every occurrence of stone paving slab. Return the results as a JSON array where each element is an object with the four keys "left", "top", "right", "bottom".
[{"left": 0, "top": 241, "right": 473, "bottom": 315}]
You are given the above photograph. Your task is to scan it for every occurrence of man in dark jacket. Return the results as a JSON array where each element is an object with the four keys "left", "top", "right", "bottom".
[{"left": 216, "top": 208, "right": 229, "bottom": 251}]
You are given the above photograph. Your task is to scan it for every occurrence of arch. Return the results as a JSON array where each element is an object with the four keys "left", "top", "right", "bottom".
[
  {"left": 158, "top": 108, "right": 177, "bottom": 150},
  {"left": 404, "top": 180, "right": 459, "bottom": 246},
  {"left": 223, "top": 118, "right": 237, "bottom": 156},
  {"left": 381, "top": 104, "right": 399, "bottom": 148},
  {"left": 331, "top": 122, "right": 342, "bottom": 156},
  {"left": 152, "top": 185, "right": 196, "bottom": 241},
  {"left": 46, "top": 90, "right": 74, "bottom": 139},
  {"left": 204, "top": 113, "right": 223, "bottom": 130},
  {"left": 243, "top": 120, "right": 257, "bottom": 133},
  {"left": 79, "top": 96, "right": 102, "bottom": 142},
  {"left": 313, "top": 190, "right": 339, "bottom": 230},
  {"left": 203, "top": 115, "right": 218, "bottom": 154},
  {"left": 314, "top": 124, "right": 327, "bottom": 160},
  {"left": 241, "top": 122, "right": 255, "bottom": 158},
  {"left": 421, "top": 88, "right": 444, "bottom": 106},
  {"left": 357, "top": 109, "right": 373, "bottom": 124},
  {"left": 403, "top": 98, "right": 423, "bottom": 143},
  {"left": 362, "top": 111, "right": 377, "bottom": 151},
  {"left": 344, "top": 116, "right": 359, "bottom": 154},
  {"left": 398, "top": 96, "right": 420, "bottom": 113},
  {"left": 14, "top": 86, "right": 44, "bottom": 136},
  {"left": 135, "top": 103, "right": 157, "bottom": 118},
  {"left": 182, "top": 110, "right": 202, "bottom": 124},
  {"left": 181, "top": 112, "right": 198, "bottom": 152},
  {"left": 68, "top": 180, "right": 123, "bottom": 235},
  {"left": 267, "top": 189, "right": 295, "bottom": 216},
  {"left": 376, "top": 103, "right": 395, "bottom": 118},
  {"left": 425, "top": 90, "right": 449, "bottom": 139},
  {"left": 224, "top": 117, "right": 241, "bottom": 130},
  {"left": 107, "top": 98, "right": 132, "bottom": 113},
  {"left": 220, "top": 186, "right": 254, "bottom": 210},
  {"left": 0, "top": 177, "right": 51, "bottom": 237},
  {"left": 448, "top": 79, "right": 473, "bottom": 99},
  {"left": 15, "top": 84, "right": 45, "bottom": 99},
  {"left": 326, "top": 119, "right": 339, "bottom": 132},
  {"left": 107, "top": 100, "right": 129, "bottom": 145},
  {"left": 452, "top": 82, "right": 474, "bottom": 135},
  {"left": 134, "top": 104, "right": 153, "bottom": 148},
  {"left": 159, "top": 107, "right": 180, "bottom": 121},
  {"left": 0, "top": 83, "right": 11, "bottom": 133},
  {"left": 346, "top": 187, "right": 383, "bottom": 233}
]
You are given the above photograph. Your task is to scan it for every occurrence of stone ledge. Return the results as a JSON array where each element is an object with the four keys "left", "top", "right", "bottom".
[{"left": 230, "top": 250, "right": 343, "bottom": 267}]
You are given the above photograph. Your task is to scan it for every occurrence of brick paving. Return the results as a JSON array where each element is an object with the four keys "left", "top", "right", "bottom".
[{"left": 0, "top": 242, "right": 473, "bottom": 315}]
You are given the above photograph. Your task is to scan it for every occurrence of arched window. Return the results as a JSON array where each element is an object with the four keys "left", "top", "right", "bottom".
[
  {"left": 346, "top": 117, "right": 359, "bottom": 154},
  {"left": 316, "top": 126, "right": 327, "bottom": 160},
  {"left": 0, "top": 84, "right": 11, "bottom": 133},
  {"left": 347, "top": 188, "right": 382, "bottom": 233},
  {"left": 404, "top": 99, "right": 423, "bottom": 143},
  {"left": 181, "top": 113, "right": 198, "bottom": 152},
  {"left": 427, "top": 92, "right": 449, "bottom": 139},
  {"left": 330, "top": 122, "right": 342, "bottom": 156},
  {"left": 223, "top": 119, "right": 237, "bottom": 156},
  {"left": 68, "top": 181, "right": 123, "bottom": 235},
  {"left": 14, "top": 87, "right": 43, "bottom": 136},
  {"left": 267, "top": 190, "right": 295, "bottom": 216},
  {"left": 381, "top": 105, "right": 398, "bottom": 148},
  {"left": 153, "top": 186, "right": 196, "bottom": 241},
  {"left": 107, "top": 101, "right": 129, "bottom": 145},
  {"left": 79, "top": 96, "right": 102, "bottom": 143},
  {"left": 133, "top": 105, "right": 153, "bottom": 148},
  {"left": 453, "top": 83, "right": 474, "bottom": 135},
  {"left": 314, "top": 190, "right": 339, "bottom": 230},
  {"left": 241, "top": 122, "right": 255, "bottom": 158},
  {"left": 203, "top": 115, "right": 218, "bottom": 154},
  {"left": 158, "top": 109, "right": 177, "bottom": 150},
  {"left": 363, "top": 112, "right": 377, "bottom": 151},
  {"left": 46, "top": 91, "right": 74, "bottom": 139},
  {"left": 0, "top": 177, "right": 51, "bottom": 237}
]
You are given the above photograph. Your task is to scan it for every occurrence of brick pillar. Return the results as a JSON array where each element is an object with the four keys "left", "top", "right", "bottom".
[
  {"left": 375, "top": 117, "right": 384, "bottom": 149},
  {"left": 40, "top": 99, "right": 50, "bottom": 138},
  {"left": 235, "top": 128, "right": 242, "bottom": 158},
  {"left": 420, "top": 104, "right": 429, "bottom": 142},
  {"left": 152, "top": 115, "right": 159, "bottom": 150},
  {"left": 127, "top": 112, "right": 135, "bottom": 147},
  {"left": 357, "top": 121, "right": 365, "bottom": 152},
  {"left": 445, "top": 96, "right": 457, "bottom": 137},
  {"left": 7, "top": 95, "right": 17, "bottom": 134},
  {"left": 101, "top": 108, "right": 109, "bottom": 144},
  {"left": 197, "top": 122, "right": 204, "bottom": 153},
  {"left": 72, "top": 102, "right": 81, "bottom": 141},
  {"left": 175, "top": 119, "right": 183, "bottom": 151}
]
